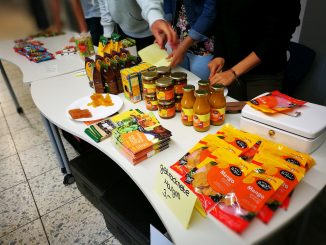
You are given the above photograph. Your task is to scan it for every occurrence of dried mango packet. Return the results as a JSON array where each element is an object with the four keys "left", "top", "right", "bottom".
[
  {"left": 85, "top": 57, "right": 95, "bottom": 84},
  {"left": 170, "top": 134, "right": 241, "bottom": 176},
  {"left": 209, "top": 172, "right": 283, "bottom": 233},
  {"left": 247, "top": 90, "right": 306, "bottom": 114},
  {"left": 181, "top": 148, "right": 257, "bottom": 213},
  {"left": 259, "top": 140, "right": 315, "bottom": 172},
  {"left": 216, "top": 124, "right": 261, "bottom": 153},
  {"left": 98, "top": 36, "right": 109, "bottom": 56},
  {"left": 252, "top": 154, "right": 304, "bottom": 223}
]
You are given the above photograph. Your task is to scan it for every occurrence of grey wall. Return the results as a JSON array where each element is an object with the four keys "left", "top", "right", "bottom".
[{"left": 294, "top": 0, "right": 326, "bottom": 105}]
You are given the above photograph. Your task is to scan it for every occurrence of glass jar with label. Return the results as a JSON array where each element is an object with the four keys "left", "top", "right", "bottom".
[
  {"left": 198, "top": 80, "right": 211, "bottom": 99},
  {"left": 158, "top": 100, "right": 176, "bottom": 119},
  {"left": 175, "top": 95, "right": 182, "bottom": 112},
  {"left": 145, "top": 94, "right": 158, "bottom": 111},
  {"left": 156, "top": 66, "right": 171, "bottom": 78},
  {"left": 181, "top": 85, "right": 196, "bottom": 126},
  {"left": 193, "top": 90, "right": 210, "bottom": 132},
  {"left": 171, "top": 72, "right": 187, "bottom": 95},
  {"left": 209, "top": 84, "right": 226, "bottom": 126},
  {"left": 142, "top": 71, "right": 158, "bottom": 95},
  {"left": 156, "top": 77, "right": 174, "bottom": 102}
]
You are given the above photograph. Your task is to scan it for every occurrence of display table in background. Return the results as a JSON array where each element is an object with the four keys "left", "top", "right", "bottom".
[{"left": 30, "top": 67, "right": 326, "bottom": 245}]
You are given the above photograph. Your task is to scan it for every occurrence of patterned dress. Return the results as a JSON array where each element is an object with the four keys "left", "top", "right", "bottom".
[{"left": 175, "top": 1, "right": 214, "bottom": 55}]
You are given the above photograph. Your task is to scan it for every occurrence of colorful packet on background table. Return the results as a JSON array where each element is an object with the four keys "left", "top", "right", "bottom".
[
  {"left": 182, "top": 148, "right": 257, "bottom": 214},
  {"left": 209, "top": 172, "right": 283, "bottom": 233},
  {"left": 216, "top": 124, "right": 261, "bottom": 153},
  {"left": 170, "top": 134, "right": 241, "bottom": 176},
  {"left": 251, "top": 153, "right": 304, "bottom": 223},
  {"left": 247, "top": 90, "right": 306, "bottom": 114}
]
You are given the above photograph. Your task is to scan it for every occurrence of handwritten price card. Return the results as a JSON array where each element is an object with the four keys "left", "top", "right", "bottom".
[{"left": 155, "top": 164, "right": 197, "bottom": 228}]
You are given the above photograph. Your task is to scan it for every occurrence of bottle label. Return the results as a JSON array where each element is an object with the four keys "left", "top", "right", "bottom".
[
  {"left": 143, "top": 83, "right": 156, "bottom": 94},
  {"left": 146, "top": 100, "right": 158, "bottom": 110},
  {"left": 181, "top": 108, "right": 194, "bottom": 122},
  {"left": 174, "top": 83, "right": 186, "bottom": 94},
  {"left": 193, "top": 113, "right": 210, "bottom": 128},
  {"left": 210, "top": 108, "right": 225, "bottom": 123}
]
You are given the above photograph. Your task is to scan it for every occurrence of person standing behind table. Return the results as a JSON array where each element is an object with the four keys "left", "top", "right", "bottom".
[
  {"left": 208, "top": 0, "right": 301, "bottom": 101},
  {"left": 164, "top": 0, "right": 217, "bottom": 80},
  {"left": 49, "top": 0, "right": 103, "bottom": 46},
  {"left": 98, "top": 0, "right": 178, "bottom": 51}
]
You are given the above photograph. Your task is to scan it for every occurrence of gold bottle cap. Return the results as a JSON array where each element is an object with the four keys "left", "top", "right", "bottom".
[
  {"left": 211, "top": 84, "right": 225, "bottom": 91},
  {"left": 156, "top": 66, "right": 171, "bottom": 75},
  {"left": 156, "top": 77, "right": 173, "bottom": 87},
  {"left": 183, "top": 84, "right": 195, "bottom": 92},
  {"left": 195, "top": 89, "right": 208, "bottom": 97},
  {"left": 198, "top": 80, "right": 210, "bottom": 86},
  {"left": 171, "top": 72, "right": 187, "bottom": 81},
  {"left": 142, "top": 71, "right": 158, "bottom": 80}
]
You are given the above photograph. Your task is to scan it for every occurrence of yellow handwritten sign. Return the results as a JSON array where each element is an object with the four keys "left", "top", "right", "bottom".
[
  {"left": 155, "top": 163, "right": 198, "bottom": 228},
  {"left": 138, "top": 44, "right": 171, "bottom": 67}
]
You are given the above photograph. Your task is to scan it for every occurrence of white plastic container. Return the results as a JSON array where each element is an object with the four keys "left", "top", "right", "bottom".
[{"left": 240, "top": 96, "right": 326, "bottom": 153}]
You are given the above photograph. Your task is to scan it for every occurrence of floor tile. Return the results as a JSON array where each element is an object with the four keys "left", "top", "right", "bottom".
[
  {"left": 0, "top": 134, "right": 16, "bottom": 160},
  {"left": 0, "top": 116, "right": 9, "bottom": 137},
  {"left": 0, "top": 154, "right": 26, "bottom": 192},
  {"left": 6, "top": 107, "right": 43, "bottom": 135},
  {"left": 0, "top": 219, "right": 48, "bottom": 245},
  {"left": 12, "top": 126, "right": 48, "bottom": 153},
  {"left": 0, "top": 182, "right": 39, "bottom": 237},
  {"left": 0, "top": 108, "right": 4, "bottom": 118},
  {"left": 0, "top": 85, "right": 30, "bottom": 104},
  {"left": 1, "top": 95, "right": 35, "bottom": 117},
  {"left": 29, "top": 168, "right": 81, "bottom": 216},
  {"left": 62, "top": 137, "right": 80, "bottom": 161},
  {"left": 101, "top": 236, "right": 122, "bottom": 245},
  {"left": 19, "top": 142, "right": 60, "bottom": 180},
  {"left": 42, "top": 196, "right": 111, "bottom": 245}
]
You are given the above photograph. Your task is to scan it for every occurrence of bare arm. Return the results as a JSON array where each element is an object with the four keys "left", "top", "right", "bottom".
[
  {"left": 69, "top": 0, "right": 88, "bottom": 33},
  {"left": 49, "top": 0, "right": 62, "bottom": 32}
]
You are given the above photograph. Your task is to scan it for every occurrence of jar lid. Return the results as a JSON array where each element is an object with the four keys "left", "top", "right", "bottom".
[
  {"left": 145, "top": 93, "right": 156, "bottom": 98},
  {"left": 156, "top": 77, "right": 173, "bottom": 87},
  {"left": 195, "top": 89, "right": 208, "bottom": 97},
  {"left": 158, "top": 99, "right": 175, "bottom": 105},
  {"left": 171, "top": 72, "right": 187, "bottom": 81},
  {"left": 211, "top": 83, "right": 225, "bottom": 91},
  {"left": 198, "top": 80, "right": 210, "bottom": 86},
  {"left": 183, "top": 84, "right": 195, "bottom": 92},
  {"left": 156, "top": 66, "right": 171, "bottom": 74},
  {"left": 142, "top": 71, "right": 158, "bottom": 80}
]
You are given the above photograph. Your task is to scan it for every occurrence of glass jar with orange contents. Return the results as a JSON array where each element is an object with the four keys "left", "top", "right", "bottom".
[
  {"left": 198, "top": 80, "right": 211, "bottom": 99},
  {"left": 209, "top": 84, "right": 226, "bottom": 126},
  {"left": 181, "top": 85, "right": 196, "bottom": 126},
  {"left": 171, "top": 72, "right": 187, "bottom": 95},
  {"left": 156, "top": 66, "right": 171, "bottom": 78},
  {"left": 193, "top": 90, "right": 210, "bottom": 132},
  {"left": 158, "top": 100, "right": 176, "bottom": 119},
  {"left": 156, "top": 77, "right": 174, "bottom": 102},
  {"left": 145, "top": 94, "right": 158, "bottom": 111},
  {"left": 142, "top": 71, "right": 158, "bottom": 95}
]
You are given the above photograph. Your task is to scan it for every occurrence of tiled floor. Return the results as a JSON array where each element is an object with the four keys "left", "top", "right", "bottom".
[{"left": 0, "top": 61, "right": 121, "bottom": 245}]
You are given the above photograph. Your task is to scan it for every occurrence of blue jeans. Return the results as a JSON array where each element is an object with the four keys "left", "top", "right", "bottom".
[{"left": 179, "top": 52, "right": 213, "bottom": 80}]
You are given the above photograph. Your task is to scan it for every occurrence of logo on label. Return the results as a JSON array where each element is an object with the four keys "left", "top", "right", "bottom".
[
  {"left": 256, "top": 180, "right": 272, "bottom": 191},
  {"left": 251, "top": 99, "right": 259, "bottom": 105},
  {"left": 236, "top": 140, "right": 247, "bottom": 149},
  {"left": 230, "top": 166, "right": 242, "bottom": 176},
  {"left": 285, "top": 158, "right": 300, "bottom": 166},
  {"left": 280, "top": 170, "right": 295, "bottom": 181}
]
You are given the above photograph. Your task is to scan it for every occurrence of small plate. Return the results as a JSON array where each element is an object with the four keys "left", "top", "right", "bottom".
[{"left": 67, "top": 94, "right": 123, "bottom": 121}]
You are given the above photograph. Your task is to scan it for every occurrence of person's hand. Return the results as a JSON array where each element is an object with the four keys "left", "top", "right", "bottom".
[
  {"left": 209, "top": 69, "right": 236, "bottom": 87},
  {"left": 208, "top": 57, "right": 225, "bottom": 79},
  {"left": 167, "top": 45, "right": 186, "bottom": 67},
  {"left": 151, "top": 20, "right": 178, "bottom": 49}
]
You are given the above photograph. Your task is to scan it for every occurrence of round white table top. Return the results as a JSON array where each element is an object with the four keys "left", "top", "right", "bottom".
[{"left": 31, "top": 68, "right": 326, "bottom": 245}]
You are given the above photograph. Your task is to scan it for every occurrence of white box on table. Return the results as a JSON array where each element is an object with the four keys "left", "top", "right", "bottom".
[{"left": 240, "top": 95, "right": 326, "bottom": 153}]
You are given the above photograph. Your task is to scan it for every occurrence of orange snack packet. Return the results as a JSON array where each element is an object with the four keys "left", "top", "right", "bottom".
[
  {"left": 181, "top": 148, "right": 256, "bottom": 213},
  {"left": 209, "top": 172, "right": 283, "bottom": 233},
  {"left": 258, "top": 140, "right": 315, "bottom": 172},
  {"left": 170, "top": 134, "right": 241, "bottom": 176},
  {"left": 252, "top": 153, "right": 304, "bottom": 223},
  {"left": 247, "top": 90, "right": 306, "bottom": 114},
  {"left": 216, "top": 124, "right": 261, "bottom": 153}
]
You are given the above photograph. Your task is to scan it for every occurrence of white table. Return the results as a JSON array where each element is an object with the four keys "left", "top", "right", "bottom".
[{"left": 30, "top": 68, "right": 326, "bottom": 245}]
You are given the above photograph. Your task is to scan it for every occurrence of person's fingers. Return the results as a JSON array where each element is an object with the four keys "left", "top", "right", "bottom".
[
  {"left": 167, "top": 52, "right": 174, "bottom": 59},
  {"left": 216, "top": 64, "right": 223, "bottom": 73}
]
